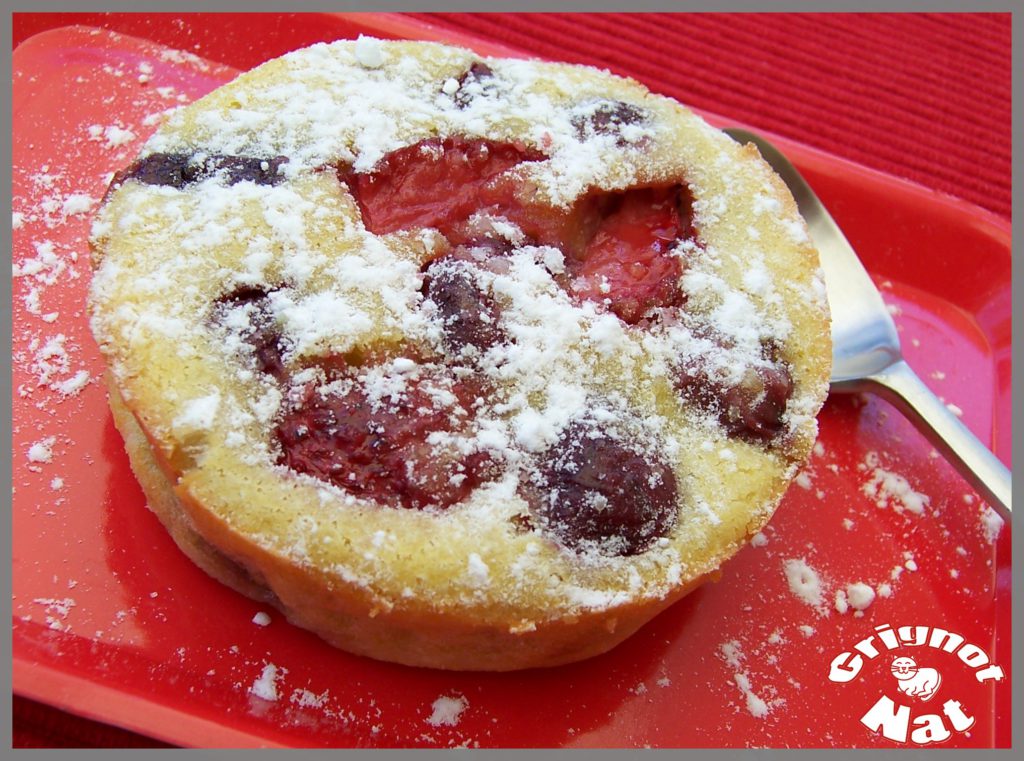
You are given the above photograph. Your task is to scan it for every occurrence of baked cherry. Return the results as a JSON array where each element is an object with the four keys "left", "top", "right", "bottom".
[
  {"left": 676, "top": 345, "right": 794, "bottom": 443},
  {"left": 422, "top": 255, "right": 508, "bottom": 358},
  {"left": 212, "top": 286, "right": 288, "bottom": 380},
  {"left": 450, "top": 62, "right": 496, "bottom": 108},
  {"left": 572, "top": 100, "right": 647, "bottom": 145},
  {"left": 112, "top": 152, "right": 288, "bottom": 190},
  {"left": 524, "top": 422, "right": 678, "bottom": 556},
  {"left": 275, "top": 373, "right": 495, "bottom": 510}
]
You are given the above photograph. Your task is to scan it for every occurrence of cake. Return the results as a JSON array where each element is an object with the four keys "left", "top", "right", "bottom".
[{"left": 87, "top": 37, "right": 831, "bottom": 670}]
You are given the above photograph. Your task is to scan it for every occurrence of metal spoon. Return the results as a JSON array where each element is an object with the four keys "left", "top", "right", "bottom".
[{"left": 724, "top": 127, "right": 1011, "bottom": 520}]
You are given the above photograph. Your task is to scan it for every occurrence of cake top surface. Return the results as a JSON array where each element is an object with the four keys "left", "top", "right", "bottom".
[{"left": 88, "top": 37, "right": 831, "bottom": 618}]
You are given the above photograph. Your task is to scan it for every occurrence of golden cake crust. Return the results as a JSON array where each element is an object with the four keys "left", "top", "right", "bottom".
[{"left": 89, "top": 38, "right": 831, "bottom": 670}]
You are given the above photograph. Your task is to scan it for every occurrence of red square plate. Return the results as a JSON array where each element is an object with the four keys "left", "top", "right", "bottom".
[{"left": 12, "top": 14, "right": 1011, "bottom": 749}]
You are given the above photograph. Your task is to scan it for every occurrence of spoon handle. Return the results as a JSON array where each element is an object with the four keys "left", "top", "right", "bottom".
[{"left": 834, "top": 360, "right": 1011, "bottom": 520}]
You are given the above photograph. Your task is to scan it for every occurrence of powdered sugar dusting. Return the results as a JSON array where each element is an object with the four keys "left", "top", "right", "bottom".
[
  {"left": 859, "top": 451, "right": 929, "bottom": 515},
  {"left": 10, "top": 29, "right": 1010, "bottom": 748},
  {"left": 783, "top": 558, "right": 827, "bottom": 615}
]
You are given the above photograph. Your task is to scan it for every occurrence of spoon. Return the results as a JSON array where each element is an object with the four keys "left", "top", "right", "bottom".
[{"left": 724, "top": 127, "right": 1011, "bottom": 520}]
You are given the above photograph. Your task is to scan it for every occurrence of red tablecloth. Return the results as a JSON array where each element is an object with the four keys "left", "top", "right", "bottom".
[{"left": 11, "top": 10, "right": 1011, "bottom": 749}]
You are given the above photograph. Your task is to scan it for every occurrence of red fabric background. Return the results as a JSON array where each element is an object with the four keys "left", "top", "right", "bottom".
[
  {"left": 411, "top": 12, "right": 1011, "bottom": 221},
  {"left": 11, "top": 11, "right": 1011, "bottom": 748}
]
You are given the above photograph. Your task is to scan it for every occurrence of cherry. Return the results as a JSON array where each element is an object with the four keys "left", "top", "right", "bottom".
[
  {"left": 676, "top": 345, "right": 794, "bottom": 443},
  {"left": 112, "top": 152, "right": 288, "bottom": 190},
  {"left": 450, "top": 62, "right": 496, "bottom": 108},
  {"left": 524, "top": 422, "right": 678, "bottom": 556},
  {"left": 422, "top": 256, "right": 508, "bottom": 358},
  {"left": 212, "top": 286, "right": 287, "bottom": 380},
  {"left": 571, "top": 100, "right": 647, "bottom": 145}
]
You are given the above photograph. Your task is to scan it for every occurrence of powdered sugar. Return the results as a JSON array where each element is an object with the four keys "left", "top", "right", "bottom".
[
  {"left": 783, "top": 558, "right": 827, "bottom": 615},
  {"left": 27, "top": 436, "right": 57, "bottom": 463},
  {"left": 718, "top": 640, "right": 776, "bottom": 718},
  {"left": 249, "top": 662, "right": 284, "bottom": 701},
  {"left": 427, "top": 694, "right": 469, "bottom": 727},
  {"left": 859, "top": 451, "right": 929, "bottom": 515}
]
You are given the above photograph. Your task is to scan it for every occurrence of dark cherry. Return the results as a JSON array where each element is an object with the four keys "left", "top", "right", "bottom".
[
  {"left": 112, "top": 152, "right": 288, "bottom": 190},
  {"left": 212, "top": 286, "right": 287, "bottom": 380},
  {"left": 422, "top": 256, "right": 508, "bottom": 358},
  {"left": 450, "top": 61, "right": 496, "bottom": 108},
  {"left": 676, "top": 346, "right": 794, "bottom": 443},
  {"left": 274, "top": 376, "right": 495, "bottom": 510},
  {"left": 524, "top": 422, "right": 678, "bottom": 556},
  {"left": 572, "top": 100, "right": 647, "bottom": 145}
]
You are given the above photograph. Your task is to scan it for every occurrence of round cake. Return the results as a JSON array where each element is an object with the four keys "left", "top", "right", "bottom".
[{"left": 88, "top": 37, "right": 831, "bottom": 670}]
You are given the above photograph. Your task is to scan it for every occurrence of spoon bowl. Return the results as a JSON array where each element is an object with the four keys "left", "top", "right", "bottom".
[{"left": 723, "top": 127, "right": 1011, "bottom": 519}]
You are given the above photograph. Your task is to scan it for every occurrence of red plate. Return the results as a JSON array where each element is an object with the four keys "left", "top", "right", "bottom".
[{"left": 12, "top": 15, "right": 1011, "bottom": 749}]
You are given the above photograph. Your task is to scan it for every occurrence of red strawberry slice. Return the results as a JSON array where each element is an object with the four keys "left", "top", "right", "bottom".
[
  {"left": 565, "top": 186, "right": 689, "bottom": 324},
  {"left": 344, "top": 137, "right": 697, "bottom": 325},
  {"left": 344, "top": 137, "right": 541, "bottom": 238},
  {"left": 275, "top": 372, "right": 495, "bottom": 510}
]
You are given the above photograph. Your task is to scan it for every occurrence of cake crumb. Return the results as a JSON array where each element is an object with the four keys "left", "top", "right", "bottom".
[
  {"left": 979, "top": 505, "right": 1004, "bottom": 543},
  {"left": 719, "top": 641, "right": 772, "bottom": 718},
  {"left": 844, "top": 582, "right": 876, "bottom": 612},
  {"left": 860, "top": 452, "right": 928, "bottom": 515},
  {"left": 252, "top": 611, "right": 272, "bottom": 626}
]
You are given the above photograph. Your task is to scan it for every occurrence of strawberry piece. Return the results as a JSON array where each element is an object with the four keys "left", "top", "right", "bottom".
[
  {"left": 565, "top": 186, "right": 689, "bottom": 324},
  {"left": 344, "top": 137, "right": 541, "bottom": 237},
  {"left": 345, "top": 137, "right": 696, "bottom": 324},
  {"left": 275, "top": 373, "right": 494, "bottom": 510}
]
